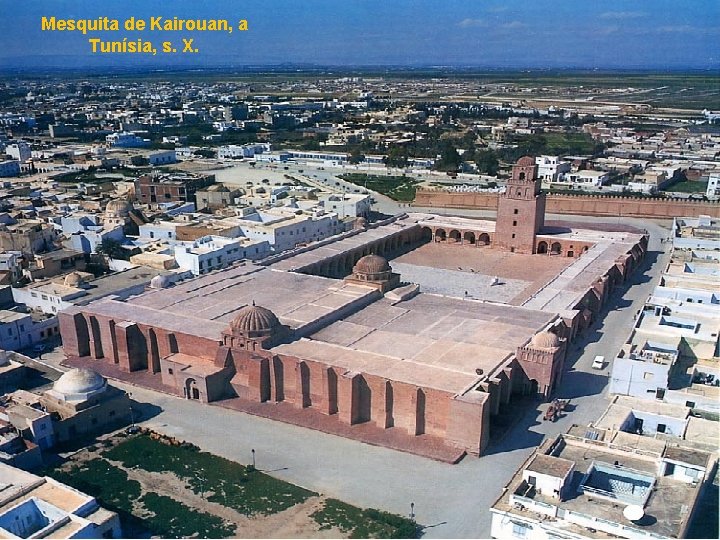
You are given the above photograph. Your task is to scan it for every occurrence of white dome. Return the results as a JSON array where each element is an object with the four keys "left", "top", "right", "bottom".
[
  {"left": 53, "top": 368, "right": 106, "bottom": 397},
  {"left": 150, "top": 275, "right": 171, "bottom": 289}
]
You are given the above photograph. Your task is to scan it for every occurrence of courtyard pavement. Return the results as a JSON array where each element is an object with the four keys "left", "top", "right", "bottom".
[{"left": 390, "top": 261, "right": 528, "bottom": 302}]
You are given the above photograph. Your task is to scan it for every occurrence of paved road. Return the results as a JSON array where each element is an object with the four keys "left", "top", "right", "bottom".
[{"left": 105, "top": 218, "right": 669, "bottom": 539}]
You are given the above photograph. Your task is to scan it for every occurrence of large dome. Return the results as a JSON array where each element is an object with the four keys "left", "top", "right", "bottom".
[
  {"left": 530, "top": 331, "right": 560, "bottom": 350},
  {"left": 354, "top": 254, "right": 390, "bottom": 275},
  {"left": 53, "top": 368, "right": 106, "bottom": 396},
  {"left": 105, "top": 199, "right": 133, "bottom": 218},
  {"left": 516, "top": 156, "right": 536, "bottom": 167},
  {"left": 229, "top": 304, "right": 280, "bottom": 336}
]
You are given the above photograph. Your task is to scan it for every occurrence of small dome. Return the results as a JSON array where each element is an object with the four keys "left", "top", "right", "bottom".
[
  {"left": 354, "top": 254, "right": 390, "bottom": 275},
  {"left": 53, "top": 368, "right": 106, "bottom": 396},
  {"left": 516, "top": 156, "right": 536, "bottom": 167},
  {"left": 229, "top": 304, "right": 280, "bottom": 336},
  {"left": 105, "top": 199, "right": 132, "bottom": 218},
  {"left": 63, "top": 272, "right": 84, "bottom": 287},
  {"left": 353, "top": 217, "right": 368, "bottom": 230},
  {"left": 150, "top": 275, "right": 171, "bottom": 289},
  {"left": 530, "top": 331, "right": 560, "bottom": 350}
]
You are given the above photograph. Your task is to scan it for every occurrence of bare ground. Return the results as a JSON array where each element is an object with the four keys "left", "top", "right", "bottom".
[{"left": 59, "top": 440, "right": 345, "bottom": 539}]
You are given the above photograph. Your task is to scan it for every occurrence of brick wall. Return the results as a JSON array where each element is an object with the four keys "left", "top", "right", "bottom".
[{"left": 414, "top": 189, "right": 720, "bottom": 219}]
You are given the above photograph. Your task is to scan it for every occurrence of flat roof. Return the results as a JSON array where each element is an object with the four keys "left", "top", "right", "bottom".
[
  {"left": 282, "top": 294, "right": 555, "bottom": 393},
  {"left": 492, "top": 434, "right": 704, "bottom": 539},
  {"left": 267, "top": 216, "right": 417, "bottom": 272},
  {"left": 69, "top": 263, "right": 378, "bottom": 343}
]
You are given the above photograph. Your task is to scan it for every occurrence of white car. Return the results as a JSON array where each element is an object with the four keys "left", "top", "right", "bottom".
[{"left": 591, "top": 356, "right": 605, "bottom": 370}]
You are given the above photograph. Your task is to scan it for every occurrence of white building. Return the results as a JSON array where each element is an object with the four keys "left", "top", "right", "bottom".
[
  {"left": 490, "top": 431, "right": 713, "bottom": 540},
  {"left": 5, "top": 141, "right": 31, "bottom": 163},
  {"left": 0, "top": 462, "right": 121, "bottom": 538},
  {"left": 148, "top": 149, "right": 177, "bottom": 166},
  {"left": 0, "top": 160, "right": 20, "bottom": 178},
  {"left": 0, "top": 311, "right": 58, "bottom": 351},
  {"left": 231, "top": 209, "right": 345, "bottom": 252},
  {"left": 536, "top": 155, "right": 571, "bottom": 186},
  {"left": 320, "top": 193, "right": 372, "bottom": 219},
  {"left": 105, "top": 131, "right": 150, "bottom": 148},
  {"left": 555, "top": 170, "right": 611, "bottom": 189},
  {"left": 139, "top": 221, "right": 179, "bottom": 241},
  {"left": 707, "top": 172, "right": 720, "bottom": 200},
  {"left": 173, "top": 235, "right": 270, "bottom": 276},
  {"left": 218, "top": 143, "right": 271, "bottom": 159}
]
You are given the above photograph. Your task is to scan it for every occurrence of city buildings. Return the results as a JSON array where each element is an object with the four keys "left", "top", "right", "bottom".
[
  {"left": 0, "top": 462, "right": 121, "bottom": 538},
  {"left": 489, "top": 429, "right": 714, "bottom": 540}
]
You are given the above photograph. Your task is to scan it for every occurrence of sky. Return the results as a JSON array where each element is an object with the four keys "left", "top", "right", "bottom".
[{"left": 0, "top": 0, "right": 718, "bottom": 70}]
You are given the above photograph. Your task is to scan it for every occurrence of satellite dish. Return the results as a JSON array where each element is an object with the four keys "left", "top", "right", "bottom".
[{"left": 623, "top": 505, "right": 644, "bottom": 521}]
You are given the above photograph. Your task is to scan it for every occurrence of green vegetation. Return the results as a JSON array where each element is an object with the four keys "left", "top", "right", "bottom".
[
  {"left": 340, "top": 173, "right": 420, "bottom": 201},
  {"left": 105, "top": 434, "right": 316, "bottom": 516},
  {"left": 665, "top": 178, "right": 708, "bottom": 194},
  {"left": 43, "top": 434, "right": 419, "bottom": 539},
  {"left": 45, "top": 457, "right": 141, "bottom": 517},
  {"left": 45, "top": 458, "right": 235, "bottom": 538},
  {"left": 311, "top": 498, "right": 420, "bottom": 539},
  {"left": 497, "top": 132, "right": 603, "bottom": 163},
  {"left": 53, "top": 169, "right": 119, "bottom": 184},
  {"left": 140, "top": 493, "right": 236, "bottom": 538}
]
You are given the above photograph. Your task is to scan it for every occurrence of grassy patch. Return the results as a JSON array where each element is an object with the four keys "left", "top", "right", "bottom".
[
  {"left": 665, "top": 179, "right": 708, "bottom": 194},
  {"left": 105, "top": 434, "right": 316, "bottom": 516},
  {"left": 53, "top": 170, "right": 119, "bottom": 184},
  {"left": 340, "top": 173, "right": 420, "bottom": 201},
  {"left": 44, "top": 457, "right": 236, "bottom": 538},
  {"left": 141, "top": 492, "right": 236, "bottom": 538},
  {"left": 311, "top": 498, "right": 420, "bottom": 539}
]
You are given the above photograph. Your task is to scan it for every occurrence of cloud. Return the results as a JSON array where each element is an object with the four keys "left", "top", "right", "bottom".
[
  {"left": 596, "top": 26, "right": 620, "bottom": 36},
  {"left": 600, "top": 11, "right": 646, "bottom": 20},
  {"left": 657, "top": 25, "right": 695, "bottom": 33},
  {"left": 458, "top": 18, "right": 488, "bottom": 28},
  {"left": 500, "top": 21, "right": 526, "bottom": 29}
]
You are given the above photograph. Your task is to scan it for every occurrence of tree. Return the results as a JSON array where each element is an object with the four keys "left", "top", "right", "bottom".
[
  {"left": 348, "top": 148, "right": 365, "bottom": 165},
  {"left": 474, "top": 149, "right": 499, "bottom": 175},
  {"left": 96, "top": 238, "right": 127, "bottom": 260},
  {"left": 434, "top": 143, "right": 462, "bottom": 172},
  {"left": 384, "top": 145, "right": 409, "bottom": 168}
]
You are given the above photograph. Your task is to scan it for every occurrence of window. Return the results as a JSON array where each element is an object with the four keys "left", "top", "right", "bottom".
[
  {"left": 512, "top": 522, "right": 529, "bottom": 538},
  {"left": 513, "top": 209, "right": 518, "bottom": 214},
  {"left": 168, "top": 368, "right": 174, "bottom": 375},
  {"left": 511, "top": 233, "right": 516, "bottom": 239},
  {"left": 512, "top": 221, "right": 517, "bottom": 226},
  {"left": 31, "top": 292, "right": 38, "bottom": 298},
  {"left": 685, "top": 401, "right": 696, "bottom": 408},
  {"left": 657, "top": 424, "right": 666, "bottom": 433},
  {"left": 643, "top": 372, "right": 654, "bottom": 380}
]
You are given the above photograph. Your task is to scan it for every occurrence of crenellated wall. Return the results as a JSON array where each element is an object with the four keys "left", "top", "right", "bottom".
[{"left": 414, "top": 189, "right": 720, "bottom": 219}]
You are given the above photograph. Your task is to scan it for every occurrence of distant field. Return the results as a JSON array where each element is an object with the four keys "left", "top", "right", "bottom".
[{"left": 5, "top": 69, "right": 718, "bottom": 107}]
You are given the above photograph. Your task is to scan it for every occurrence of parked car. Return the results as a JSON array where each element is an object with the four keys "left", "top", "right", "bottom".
[{"left": 592, "top": 355, "right": 605, "bottom": 369}]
